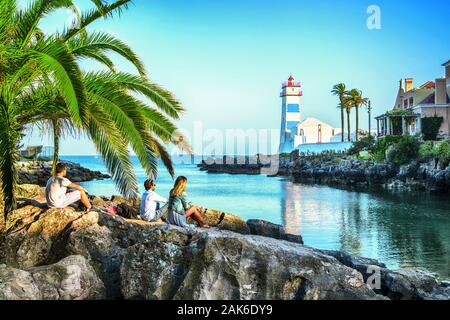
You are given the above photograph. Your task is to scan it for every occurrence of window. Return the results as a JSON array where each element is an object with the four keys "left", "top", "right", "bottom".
[
  {"left": 404, "top": 100, "right": 408, "bottom": 108},
  {"left": 287, "top": 104, "right": 299, "bottom": 112},
  {"left": 409, "top": 97, "right": 414, "bottom": 106}
]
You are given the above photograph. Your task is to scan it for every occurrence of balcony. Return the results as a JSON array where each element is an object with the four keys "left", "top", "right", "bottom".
[
  {"left": 281, "top": 81, "right": 301, "bottom": 88},
  {"left": 280, "top": 90, "right": 303, "bottom": 97}
]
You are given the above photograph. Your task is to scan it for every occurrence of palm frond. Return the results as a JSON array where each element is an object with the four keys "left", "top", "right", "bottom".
[
  {"left": 31, "top": 38, "right": 86, "bottom": 125},
  {"left": 62, "top": 0, "right": 132, "bottom": 41},
  {"left": 16, "top": 0, "right": 75, "bottom": 48},
  {"left": 85, "top": 71, "right": 184, "bottom": 119},
  {"left": 86, "top": 105, "right": 139, "bottom": 199},
  {"left": 74, "top": 48, "right": 116, "bottom": 73},
  {"left": 67, "top": 32, "right": 145, "bottom": 76},
  {"left": 145, "top": 135, "right": 175, "bottom": 178},
  {"left": 0, "top": 0, "right": 17, "bottom": 43},
  {"left": 86, "top": 84, "right": 156, "bottom": 180}
]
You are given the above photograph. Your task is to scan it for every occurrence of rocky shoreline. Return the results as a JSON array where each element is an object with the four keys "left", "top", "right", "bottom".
[
  {"left": 0, "top": 184, "right": 448, "bottom": 300},
  {"left": 198, "top": 156, "right": 450, "bottom": 193},
  {"left": 18, "top": 161, "right": 110, "bottom": 186}
]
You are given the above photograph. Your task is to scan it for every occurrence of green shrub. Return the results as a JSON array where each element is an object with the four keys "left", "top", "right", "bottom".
[
  {"left": 385, "top": 136, "right": 420, "bottom": 166},
  {"left": 421, "top": 116, "right": 444, "bottom": 141},
  {"left": 419, "top": 141, "right": 436, "bottom": 160},
  {"left": 348, "top": 135, "right": 376, "bottom": 155},
  {"left": 435, "top": 139, "right": 450, "bottom": 166},
  {"left": 371, "top": 136, "right": 404, "bottom": 162}
]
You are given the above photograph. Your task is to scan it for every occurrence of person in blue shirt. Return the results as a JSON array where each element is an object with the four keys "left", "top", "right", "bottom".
[{"left": 167, "top": 176, "right": 210, "bottom": 228}]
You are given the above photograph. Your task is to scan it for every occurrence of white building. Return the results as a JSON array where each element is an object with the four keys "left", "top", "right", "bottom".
[{"left": 279, "top": 75, "right": 342, "bottom": 153}]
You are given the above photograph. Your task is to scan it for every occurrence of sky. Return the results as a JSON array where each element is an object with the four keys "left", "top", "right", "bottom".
[{"left": 23, "top": 0, "right": 450, "bottom": 155}]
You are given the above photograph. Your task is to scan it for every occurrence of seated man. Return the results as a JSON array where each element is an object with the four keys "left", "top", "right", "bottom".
[
  {"left": 140, "top": 179, "right": 168, "bottom": 222},
  {"left": 45, "top": 162, "right": 92, "bottom": 211}
]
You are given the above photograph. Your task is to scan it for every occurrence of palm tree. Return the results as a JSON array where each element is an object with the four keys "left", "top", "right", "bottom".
[
  {"left": 331, "top": 83, "right": 347, "bottom": 142},
  {"left": 347, "top": 89, "right": 369, "bottom": 141},
  {"left": 0, "top": 0, "right": 189, "bottom": 219},
  {"left": 341, "top": 96, "right": 353, "bottom": 142}
]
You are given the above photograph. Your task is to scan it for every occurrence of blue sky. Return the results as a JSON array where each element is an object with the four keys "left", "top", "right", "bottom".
[{"left": 23, "top": 0, "right": 450, "bottom": 155}]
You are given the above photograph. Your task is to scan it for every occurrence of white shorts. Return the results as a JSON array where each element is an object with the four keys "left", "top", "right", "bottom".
[{"left": 55, "top": 191, "right": 82, "bottom": 208}]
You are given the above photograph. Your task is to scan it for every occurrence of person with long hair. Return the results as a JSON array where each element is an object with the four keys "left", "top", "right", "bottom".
[{"left": 167, "top": 176, "right": 210, "bottom": 228}]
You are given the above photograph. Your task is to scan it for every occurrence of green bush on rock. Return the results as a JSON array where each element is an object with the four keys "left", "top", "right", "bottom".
[
  {"left": 419, "top": 141, "right": 436, "bottom": 161},
  {"left": 348, "top": 135, "right": 376, "bottom": 156},
  {"left": 418, "top": 139, "right": 450, "bottom": 166},
  {"left": 371, "top": 136, "right": 404, "bottom": 162},
  {"left": 435, "top": 139, "right": 450, "bottom": 167},
  {"left": 385, "top": 136, "right": 420, "bottom": 166}
]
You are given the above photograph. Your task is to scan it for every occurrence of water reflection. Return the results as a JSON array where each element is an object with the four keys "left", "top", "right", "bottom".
[{"left": 282, "top": 182, "right": 450, "bottom": 280}]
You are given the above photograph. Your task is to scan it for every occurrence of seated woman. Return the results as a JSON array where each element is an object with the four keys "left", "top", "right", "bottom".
[{"left": 167, "top": 176, "right": 210, "bottom": 228}]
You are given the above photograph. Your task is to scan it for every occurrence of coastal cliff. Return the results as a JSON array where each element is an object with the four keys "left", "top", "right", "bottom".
[
  {"left": 288, "top": 157, "right": 450, "bottom": 192},
  {"left": 17, "top": 161, "right": 110, "bottom": 186},
  {"left": 199, "top": 156, "right": 450, "bottom": 193},
  {"left": 0, "top": 185, "right": 448, "bottom": 300}
]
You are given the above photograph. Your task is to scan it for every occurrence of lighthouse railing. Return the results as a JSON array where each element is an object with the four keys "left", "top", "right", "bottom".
[{"left": 281, "top": 81, "right": 301, "bottom": 87}]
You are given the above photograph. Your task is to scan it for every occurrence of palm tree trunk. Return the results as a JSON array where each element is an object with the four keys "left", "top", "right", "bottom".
[
  {"left": 355, "top": 105, "right": 359, "bottom": 141},
  {"left": 51, "top": 119, "right": 60, "bottom": 180},
  {"left": 340, "top": 102, "right": 345, "bottom": 142},
  {"left": 347, "top": 110, "right": 351, "bottom": 142},
  {"left": 0, "top": 108, "right": 20, "bottom": 220}
]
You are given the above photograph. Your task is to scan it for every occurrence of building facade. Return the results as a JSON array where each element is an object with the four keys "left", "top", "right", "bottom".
[{"left": 375, "top": 60, "right": 450, "bottom": 138}]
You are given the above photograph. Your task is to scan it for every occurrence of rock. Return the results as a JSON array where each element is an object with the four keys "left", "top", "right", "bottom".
[
  {"left": 2, "top": 200, "right": 449, "bottom": 300},
  {"left": 194, "top": 208, "right": 250, "bottom": 234},
  {"left": 318, "top": 249, "right": 386, "bottom": 276},
  {"left": 377, "top": 269, "right": 442, "bottom": 300},
  {"left": 0, "top": 255, "right": 105, "bottom": 300},
  {"left": 247, "top": 219, "right": 303, "bottom": 244},
  {"left": 17, "top": 184, "right": 46, "bottom": 199},
  {"left": 120, "top": 226, "right": 383, "bottom": 300},
  {"left": 4, "top": 207, "right": 83, "bottom": 268},
  {"left": 90, "top": 196, "right": 110, "bottom": 209},
  {"left": 17, "top": 160, "right": 111, "bottom": 187}
]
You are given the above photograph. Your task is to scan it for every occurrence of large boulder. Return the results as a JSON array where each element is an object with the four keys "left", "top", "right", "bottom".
[
  {"left": 320, "top": 250, "right": 448, "bottom": 300},
  {"left": 3, "top": 207, "right": 84, "bottom": 268},
  {"left": 247, "top": 219, "right": 303, "bottom": 244},
  {"left": 120, "top": 225, "right": 383, "bottom": 300},
  {"left": 0, "top": 255, "right": 105, "bottom": 300},
  {"left": 195, "top": 208, "right": 250, "bottom": 234}
]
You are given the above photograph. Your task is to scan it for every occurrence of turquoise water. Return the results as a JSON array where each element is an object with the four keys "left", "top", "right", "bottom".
[{"left": 61, "top": 156, "right": 450, "bottom": 280}]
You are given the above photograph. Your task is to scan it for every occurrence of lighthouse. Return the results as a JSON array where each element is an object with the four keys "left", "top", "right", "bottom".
[{"left": 279, "top": 75, "right": 303, "bottom": 153}]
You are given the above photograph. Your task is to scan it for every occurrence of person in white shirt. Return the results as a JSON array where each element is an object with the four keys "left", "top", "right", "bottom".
[
  {"left": 45, "top": 163, "right": 92, "bottom": 211},
  {"left": 140, "top": 179, "right": 168, "bottom": 222}
]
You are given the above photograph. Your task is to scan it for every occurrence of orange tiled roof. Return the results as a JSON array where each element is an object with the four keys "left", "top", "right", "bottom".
[{"left": 419, "top": 81, "right": 435, "bottom": 89}]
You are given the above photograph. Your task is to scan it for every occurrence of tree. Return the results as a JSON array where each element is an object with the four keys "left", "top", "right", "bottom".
[
  {"left": 347, "top": 89, "right": 368, "bottom": 141},
  {"left": 0, "top": 0, "right": 189, "bottom": 219},
  {"left": 341, "top": 95, "right": 353, "bottom": 142},
  {"left": 331, "top": 83, "right": 347, "bottom": 142}
]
